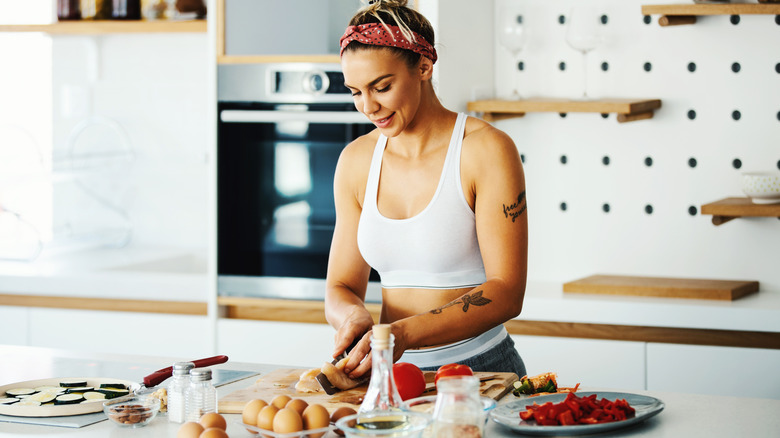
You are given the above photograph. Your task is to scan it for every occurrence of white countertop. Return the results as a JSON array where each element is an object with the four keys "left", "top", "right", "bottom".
[
  {"left": 1, "top": 345, "right": 778, "bottom": 438},
  {"left": 1, "top": 247, "right": 779, "bottom": 334}
]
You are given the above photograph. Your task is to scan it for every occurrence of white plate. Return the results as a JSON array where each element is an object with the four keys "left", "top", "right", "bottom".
[
  {"left": 490, "top": 391, "right": 664, "bottom": 436},
  {"left": 0, "top": 377, "right": 139, "bottom": 417}
]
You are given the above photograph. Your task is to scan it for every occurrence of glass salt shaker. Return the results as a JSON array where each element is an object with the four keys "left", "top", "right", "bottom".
[
  {"left": 167, "top": 361, "right": 194, "bottom": 423},
  {"left": 432, "top": 375, "right": 484, "bottom": 438},
  {"left": 184, "top": 367, "right": 217, "bottom": 422}
]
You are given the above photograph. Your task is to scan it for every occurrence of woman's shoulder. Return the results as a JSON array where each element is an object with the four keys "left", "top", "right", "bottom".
[
  {"left": 339, "top": 129, "right": 380, "bottom": 166},
  {"left": 462, "top": 115, "right": 519, "bottom": 161}
]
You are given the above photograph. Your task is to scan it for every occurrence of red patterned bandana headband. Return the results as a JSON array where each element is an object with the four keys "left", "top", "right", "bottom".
[{"left": 339, "top": 22, "right": 438, "bottom": 64}]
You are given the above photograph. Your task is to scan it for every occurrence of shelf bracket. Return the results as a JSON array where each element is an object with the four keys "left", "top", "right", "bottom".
[
  {"left": 659, "top": 15, "right": 697, "bottom": 26},
  {"left": 481, "top": 112, "right": 526, "bottom": 123},
  {"left": 617, "top": 111, "right": 654, "bottom": 123},
  {"left": 711, "top": 215, "right": 738, "bottom": 226}
]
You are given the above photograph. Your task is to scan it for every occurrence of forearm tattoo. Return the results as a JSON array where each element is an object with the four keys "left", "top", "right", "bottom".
[
  {"left": 503, "top": 190, "right": 527, "bottom": 222},
  {"left": 430, "top": 290, "right": 492, "bottom": 314}
]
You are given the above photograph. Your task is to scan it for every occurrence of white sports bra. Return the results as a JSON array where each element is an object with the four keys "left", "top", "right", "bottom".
[{"left": 357, "top": 113, "right": 486, "bottom": 289}]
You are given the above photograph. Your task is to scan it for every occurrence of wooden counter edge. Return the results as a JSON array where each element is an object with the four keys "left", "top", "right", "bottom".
[
  {"left": 0, "top": 294, "right": 206, "bottom": 315},
  {"left": 217, "top": 297, "right": 780, "bottom": 350}
]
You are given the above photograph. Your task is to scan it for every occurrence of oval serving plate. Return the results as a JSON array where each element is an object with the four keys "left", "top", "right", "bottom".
[
  {"left": 490, "top": 391, "right": 664, "bottom": 436},
  {"left": 0, "top": 377, "right": 139, "bottom": 417}
]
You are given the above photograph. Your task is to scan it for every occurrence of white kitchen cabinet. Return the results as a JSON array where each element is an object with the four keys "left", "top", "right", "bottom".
[
  {"left": 512, "top": 335, "right": 646, "bottom": 391},
  {"left": 217, "top": 319, "right": 335, "bottom": 368},
  {"left": 647, "top": 343, "right": 780, "bottom": 400},
  {"left": 0, "top": 306, "right": 29, "bottom": 345},
  {"left": 28, "top": 308, "right": 211, "bottom": 358}
]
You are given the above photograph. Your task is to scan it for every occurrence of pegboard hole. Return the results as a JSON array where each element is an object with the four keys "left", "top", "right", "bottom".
[
  {"left": 560, "top": 202, "right": 567, "bottom": 211},
  {"left": 687, "top": 109, "right": 697, "bottom": 120},
  {"left": 559, "top": 14, "right": 566, "bottom": 25},
  {"left": 730, "top": 15, "right": 740, "bottom": 25},
  {"left": 644, "top": 157, "right": 653, "bottom": 167},
  {"left": 775, "top": 63, "right": 780, "bottom": 74},
  {"left": 600, "top": 14, "right": 608, "bottom": 25},
  {"left": 777, "top": 159, "right": 780, "bottom": 170},
  {"left": 643, "top": 15, "right": 651, "bottom": 25},
  {"left": 559, "top": 61, "right": 566, "bottom": 71},
  {"left": 688, "top": 157, "right": 698, "bottom": 168},
  {"left": 732, "top": 110, "right": 741, "bottom": 121},
  {"left": 600, "top": 113, "right": 609, "bottom": 119},
  {"left": 559, "top": 113, "right": 567, "bottom": 118},
  {"left": 643, "top": 62, "right": 652, "bottom": 72},
  {"left": 733, "top": 158, "right": 742, "bottom": 169},
  {"left": 602, "top": 203, "right": 611, "bottom": 213},
  {"left": 602, "top": 156, "right": 610, "bottom": 166},
  {"left": 517, "top": 61, "right": 525, "bottom": 71},
  {"left": 645, "top": 205, "right": 654, "bottom": 215},
  {"left": 688, "top": 206, "right": 698, "bottom": 216},
  {"left": 687, "top": 62, "right": 696, "bottom": 73},
  {"left": 520, "top": 154, "right": 525, "bottom": 163},
  {"left": 560, "top": 155, "right": 568, "bottom": 164},
  {"left": 731, "top": 62, "right": 741, "bottom": 73},
  {"left": 601, "top": 61, "right": 609, "bottom": 71}
]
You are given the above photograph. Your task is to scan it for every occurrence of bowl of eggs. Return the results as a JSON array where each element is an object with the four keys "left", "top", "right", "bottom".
[
  {"left": 742, "top": 171, "right": 780, "bottom": 203},
  {"left": 240, "top": 395, "right": 338, "bottom": 437}
]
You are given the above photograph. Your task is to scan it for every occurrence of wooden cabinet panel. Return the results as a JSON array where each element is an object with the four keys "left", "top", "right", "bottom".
[
  {"left": 647, "top": 343, "right": 780, "bottom": 400},
  {"left": 511, "top": 335, "right": 646, "bottom": 391}
]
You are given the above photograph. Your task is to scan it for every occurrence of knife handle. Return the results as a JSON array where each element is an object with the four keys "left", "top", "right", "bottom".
[{"left": 143, "top": 355, "right": 229, "bottom": 387}]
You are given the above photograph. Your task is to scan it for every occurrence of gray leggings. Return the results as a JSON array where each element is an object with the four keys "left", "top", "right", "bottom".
[{"left": 418, "top": 334, "right": 526, "bottom": 376}]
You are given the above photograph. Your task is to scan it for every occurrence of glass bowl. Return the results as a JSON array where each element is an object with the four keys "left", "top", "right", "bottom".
[
  {"left": 335, "top": 411, "right": 432, "bottom": 438},
  {"left": 103, "top": 395, "right": 160, "bottom": 428},
  {"left": 403, "top": 395, "right": 496, "bottom": 415}
]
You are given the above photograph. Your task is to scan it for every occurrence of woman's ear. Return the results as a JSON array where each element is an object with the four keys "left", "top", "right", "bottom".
[{"left": 418, "top": 57, "right": 434, "bottom": 81}]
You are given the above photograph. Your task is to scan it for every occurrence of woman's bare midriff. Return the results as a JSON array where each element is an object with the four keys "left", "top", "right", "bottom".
[{"left": 380, "top": 286, "right": 474, "bottom": 349}]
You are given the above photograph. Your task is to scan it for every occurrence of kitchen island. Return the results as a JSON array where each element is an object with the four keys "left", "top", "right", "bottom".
[{"left": 1, "top": 345, "right": 778, "bottom": 437}]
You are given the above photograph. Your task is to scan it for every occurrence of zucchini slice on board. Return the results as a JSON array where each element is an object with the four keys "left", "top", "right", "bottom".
[
  {"left": 82, "top": 391, "right": 106, "bottom": 400},
  {"left": 96, "top": 388, "right": 130, "bottom": 399},
  {"left": 99, "top": 383, "right": 128, "bottom": 390},
  {"left": 16, "top": 400, "right": 42, "bottom": 406},
  {"left": 5, "top": 388, "right": 36, "bottom": 397},
  {"left": 65, "top": 386, "right": 94, "bottom": 393},
  {"left": 0, "top": 398, "right": 19, "bottom": 405},
  {"left": 27, "top": 392, "right": 57, "bottom": 404},
  {"left": 54, "top": 394, "right": 85, "bottom": 405},
  {"left": 59, "top": 380, "right": 88, "bottom": 388},
  {"left": 34, "top": 386, "right": 64, "bottom": 393}
]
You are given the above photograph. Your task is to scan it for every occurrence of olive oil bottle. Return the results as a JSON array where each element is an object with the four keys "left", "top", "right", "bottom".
[{"left": 357, "top": 324, "right": 404, "bottom": 416}]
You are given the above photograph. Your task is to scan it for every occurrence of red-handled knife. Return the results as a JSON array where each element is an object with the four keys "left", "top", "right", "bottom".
[{"left": 143, "top": 355, "right": 229, "bottom": 387}]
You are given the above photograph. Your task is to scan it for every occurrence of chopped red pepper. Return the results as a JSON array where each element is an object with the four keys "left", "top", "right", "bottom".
[{"left": 518, "top": 392, "right": 636, "bottom": 426}]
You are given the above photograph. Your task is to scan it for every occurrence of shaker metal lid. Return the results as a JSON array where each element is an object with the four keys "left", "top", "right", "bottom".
[
  {"left": 172, "top": 361, "right": 196, "bottom": 376},
  {"left": 189, "top": 367, "right": 212, "bottom": 381}
]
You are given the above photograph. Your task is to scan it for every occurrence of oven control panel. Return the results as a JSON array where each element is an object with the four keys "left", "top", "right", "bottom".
[{"left": 218, "top": 63, "right": 353, "bottom": 103}]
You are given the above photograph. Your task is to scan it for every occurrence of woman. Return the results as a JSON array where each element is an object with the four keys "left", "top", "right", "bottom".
[{"left": 325, "top": 0, "right": 528, "bottom": 379}]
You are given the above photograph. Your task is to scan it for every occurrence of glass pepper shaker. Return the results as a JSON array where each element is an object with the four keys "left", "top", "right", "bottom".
[
  {"left": 184, "top": 367, "right": 217, "bottom": 422},
  {"left": 432, "top": 375, "right": 484, "bottom": 438}
]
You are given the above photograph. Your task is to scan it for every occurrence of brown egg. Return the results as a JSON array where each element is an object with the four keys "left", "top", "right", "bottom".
[
  {"left": 302, "top": 403, "right": 330, "bottom": 438},
  {"left": 285, "top": 398, "right": 308, "bottom": 416},
  {"left": 272, "top": 407, "right": 303, "bottom": 433},
  {"left": 271, "top": 394, "right": 291, "bottom": 409},
  {"left": 330, "top": 406, "right": 357, "bottom": 436},
  {"left": 256, "top": 404, "right": 279, "bottom": 432},
  {"left": 242, "top": 399, "right": 268, "bottom": 426},
  {"left": 199, "top": 412, "right": 227, "bottom": 431},
  {"left": 199, "top": 427, "right": 229, "bottom": 438},
  {"left": 176, "top": 422, "right": 204, "bottom": 438}
]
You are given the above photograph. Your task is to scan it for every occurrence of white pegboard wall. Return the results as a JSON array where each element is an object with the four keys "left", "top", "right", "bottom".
[{"left": 488, "top": 0, "right": 780, "bottom": 291}]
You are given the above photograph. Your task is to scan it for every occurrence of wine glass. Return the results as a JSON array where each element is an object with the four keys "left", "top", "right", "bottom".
[
  {"left": 565, "top": 6, "right": 604, "bottom": 99},
  {"left": 498, "top": 4, "right": 527, "bottom": 99}
]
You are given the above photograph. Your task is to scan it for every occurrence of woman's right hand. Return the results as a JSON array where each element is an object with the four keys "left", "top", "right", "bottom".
[{"left": 333, "top": 306, "right": 374, "bottom": 377}]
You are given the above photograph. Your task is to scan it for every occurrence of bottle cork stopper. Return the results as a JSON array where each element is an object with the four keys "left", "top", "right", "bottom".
[{"left": 373, "top": 324, "right": 391, "bottom": 342}]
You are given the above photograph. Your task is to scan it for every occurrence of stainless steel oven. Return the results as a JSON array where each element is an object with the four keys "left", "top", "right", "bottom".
[{"left": 217, "top": 63, "right": 379, "bottom": 300}]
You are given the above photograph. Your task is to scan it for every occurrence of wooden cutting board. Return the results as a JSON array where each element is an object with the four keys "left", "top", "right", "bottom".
[
  {"left": 563, "top": 274, "right": 759, "bottom": 301},
  {"left": 218, "top": 368, "right": 518, "bottom": 414}
]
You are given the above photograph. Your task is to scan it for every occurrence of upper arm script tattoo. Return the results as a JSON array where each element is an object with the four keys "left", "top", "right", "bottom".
[
  {"left": 503, "top": 190, "right": 526, "bottom": 222},
  {"left": 430, "top": 290, "right": 492, "bottom": 314}
]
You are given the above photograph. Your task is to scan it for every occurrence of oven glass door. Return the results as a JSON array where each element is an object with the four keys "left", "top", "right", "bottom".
[{"left": 218, "top": 103, "right": 374, "bottom": 287}]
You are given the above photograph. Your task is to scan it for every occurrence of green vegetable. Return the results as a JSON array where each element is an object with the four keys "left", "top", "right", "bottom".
[{"left": 512, "top": 379, "right": 535, "bottom": 396}]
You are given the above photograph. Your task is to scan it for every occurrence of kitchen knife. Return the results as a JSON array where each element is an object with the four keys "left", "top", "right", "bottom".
[
  {"left": 315, "top": 340, "right": 362, "bottom": 395},
  {"left": 142, "top": 355, "right": 229, "bottom": 388}
]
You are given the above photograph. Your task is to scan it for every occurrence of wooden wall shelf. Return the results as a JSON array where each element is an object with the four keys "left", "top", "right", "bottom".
[
  {"left": 701, "top": 197, "right": 780, "bottom": 226},
  {"left": 0, "top": 20, "right": 206, "bottom": 34},
  {"left": 467, "top": 98, "right": 661, "bottom": 123},
  {"left": 642, "top": 4, "right": 780, "bottom": 26},
  {"left": 217, "top": 54, "right": 341, "bottom": 65}
]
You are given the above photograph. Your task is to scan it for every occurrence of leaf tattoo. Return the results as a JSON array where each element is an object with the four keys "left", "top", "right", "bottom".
[{"left": 430, "top": 290, "right": 492, "bottom": 314}]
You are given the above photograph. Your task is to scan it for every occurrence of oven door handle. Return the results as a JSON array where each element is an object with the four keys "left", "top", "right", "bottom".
[{"left": 220, "top": 110, "right": 372, "bottom": 124}]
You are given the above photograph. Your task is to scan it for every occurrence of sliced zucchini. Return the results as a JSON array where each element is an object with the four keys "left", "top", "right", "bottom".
[
  {"left": 16, "top": 400, "right": 42, "bottom": 406},
  {"left": 96, "top": 388, "right": 130, "bottom": 399},
  {"left": 34, "top": 386, "right": 64, "bottom": 393},
  {"left": 59, "top": 380, "right": 88, "bottom": 388},
  {"left": 65, "top": 386, "right": 94, "bottom": 393},
  {"left": 5, "top": 388, "right": 36, "bottom": 397},
  {"left": 0, "top": 398, "right": 19, "bottom": 405},
  {"left": 82, "top": 391, "right": 106, "bottom": 400},
  {"left": 99, "top": 383, "right": 128, "bottom": 390},
  {"left": 54, "top": 393, "right": 85, "bottom": 405},
  {"left": 27, "top": 392, "right": 57, "bottom": 404}
]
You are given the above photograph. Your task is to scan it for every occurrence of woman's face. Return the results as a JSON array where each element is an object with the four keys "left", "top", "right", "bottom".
[{"left": 341, "top": 48, "right": 427, "bottom": 137}]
